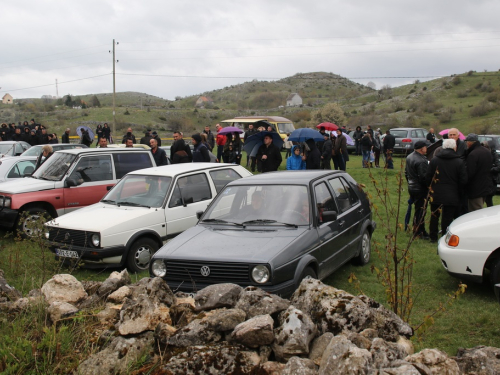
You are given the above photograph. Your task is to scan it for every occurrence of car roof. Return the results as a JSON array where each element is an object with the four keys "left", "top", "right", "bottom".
[
  {"left": 0, "top": 141, "right": 25, "bottom": 145},
  {"left": 0, "top": 155, "right": 37, "bottom": 164},
  {"left": 55, "top": 147, "right": 151, "bottom": 155},
  {"left": 390, "top": 128, "right": 426, "bottom": 131},
  {"left": 127, "top": 163, "right": 246, "bottom": 177},
  {"left": 227, "top": 170, "right": 346, "bottom": 185}
]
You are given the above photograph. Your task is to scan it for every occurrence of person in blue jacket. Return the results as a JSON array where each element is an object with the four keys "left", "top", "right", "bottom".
[{"left": 286, "top": 145, "right": 306, "bottom": 170}]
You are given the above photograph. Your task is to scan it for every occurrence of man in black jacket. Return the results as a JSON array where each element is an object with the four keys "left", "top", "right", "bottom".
[
  {"left": 62, "top": 128, "right": 70, "bottom": 143},
  {"left": 170, "top": 132, "right": 192, "bottom": 164},
  {"left": 465, "top": 133, "right": 493, "bottom": 211},
  {"left": 257, "top": 134, "right": 282, "bottom": 172},
  {"left": 202, "top": 126, "right": 215, "bottom": 151},
  {"left": 383, "top": 130, "right": 396, "bottom": 169},
  {"left": 305, "top": 139, "right": 321, "bottom": 170},
  {"left": 150, "top": 138, "right": 168, "bottom": 166},
  {"left": 320, "top": 133, "right": 332, "bottom": 170},
  {"left": 426, "top": 139, "right": 467, "bottom": 242},
  {"left": 244, "top": 124, "right": 258, "bottom": 167},
  {"left": 405, "top": 140, "right": 429, "bottom": 239}
]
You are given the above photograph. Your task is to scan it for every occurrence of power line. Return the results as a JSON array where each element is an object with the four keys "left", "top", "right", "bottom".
[
  {"left": 0, "top": 73, "right": 112, "bottom": 93},
  {"left": 0, "top": 51, "right": 108, "bottom": 70}
]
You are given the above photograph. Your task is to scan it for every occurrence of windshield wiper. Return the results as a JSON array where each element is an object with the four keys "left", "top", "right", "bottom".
[
  {"left": 201, "top": 218, "right": 243, "bottom": 226},
  {"left": 241, "top": 219, "right": 298, "bottom": 228},
  {"left": 116, "top": 201, "right": 151, "bottom": 208},
  {"left": 101, "top": 199, "right": 116, "bottom": 205}
]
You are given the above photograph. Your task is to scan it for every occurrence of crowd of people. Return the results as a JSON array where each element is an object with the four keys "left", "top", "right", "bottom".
[
  {"left": 405, "top": 128, "right": 498, "bottom": 243},
  {"left": 0, "top": 120, "right": 58, "bottom": 146}
]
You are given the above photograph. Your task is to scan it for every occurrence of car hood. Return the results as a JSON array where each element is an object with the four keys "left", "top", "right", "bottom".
[
  {"left": 47, "top": 203, "right": 159, "bottom": 233},
  {"left": 450, "top": 205, "right": 500, "bottom": 233},
  {"left": 0, "top": 177, "right": 55, "bottom": 194},
  {"left": 155, "top": 225, "right": 308, "bottom": 263}
]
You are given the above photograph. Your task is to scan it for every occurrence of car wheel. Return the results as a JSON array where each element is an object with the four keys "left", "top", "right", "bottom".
[
  {"left": 489, "top": 258, "right": 500, "bottom": 287},
  {"left": 353, "top": 229, "right": 371, "bottom": 265},
  {"left": 127, "top": 238, "right": 158, "bottom": 273},
  {"left": 16, "top": 207, "right": 51, "bottom": 238}
]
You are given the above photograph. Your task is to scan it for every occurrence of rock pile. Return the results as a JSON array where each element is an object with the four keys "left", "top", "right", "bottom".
[{"left": 1, "top": 269, "right": 499, "bottom": 374}]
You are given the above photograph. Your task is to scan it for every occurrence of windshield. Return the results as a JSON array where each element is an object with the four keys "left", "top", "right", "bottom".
[
  {"left": 21, "top": 146, "right": 42, "bottom": 157},
  {"left": 0, "top": 144, "right": 15, "bottom": 156},
  {"left": 390, "top": 130, "right": 409, "bottom": 138},
  {"left": 203, "top": 185, "right": 310, "bottom": 226},
  {"left": 277, "top": 122, "right": 295, "bottom": 133},
  {"left": 103, "top": 174, "right": 172, "bottom": 208},
  {"left": 32, "top": 152, "right": 77, "bottom": 181}
]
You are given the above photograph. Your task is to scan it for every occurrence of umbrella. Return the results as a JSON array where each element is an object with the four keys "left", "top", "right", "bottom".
[
  {"left": 219, "top": 126, "right": 243, "bottom": 135},
  {"left": 316, "top": 122, "right": 338, "bottom": 131},
  {"left": 439, "top": 129, "right": 465, "bottom": 140},
  {"left": 331, "top": 131, "right": 355, "bottom": 146},
  {"left": 243, "top": 131, "right": 284, "bottom": 157},
  {"left": 426, "top": 139, "right": 443, "bottom": 161},
  {"left": 76, "top": 126, "right": 95, "bottom": 139},
  {"left": 288, "top": 128, "right": 324, "bottom": 142}
]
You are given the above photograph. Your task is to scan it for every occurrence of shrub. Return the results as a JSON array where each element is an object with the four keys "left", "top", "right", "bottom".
[
  {"left": 486, "top": 92, "right": 499, "bottom": 103},
  {"left": 438, "top": 107, "right": 455, "bottom": 123},
  {"left": 470, "top": 101, "right": 496, "bottom": 117},
  {"left": 159, "top": 116, "right": 167, "bottom": 122},
  {"left": 467, "top": 70, "right": 474, "bottom": 76},
  {"left": 452, "top": 76, "right": 462, "bottom": 85},
  {"left": 457, "top": 90, "right": 468, "bottom": 98}
]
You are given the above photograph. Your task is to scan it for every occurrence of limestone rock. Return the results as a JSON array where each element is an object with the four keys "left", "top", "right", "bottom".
[
  {"left": 96, "top": 306, "right": 119, "bottom": 325},
  {"left": 235, "top": 286, "right": 290, "bottom": 318},
  {"left": 97, "top": 270, "right": 131, "bottom": 297},
  {"left": 76, "top": 332, "right": 154, "bottom": 375},
  {"left": 169, "top": 302, "right": 196, "bottom": 327},
  {"left": 454, "top": 346, "right": 500, "bottom": 375},
  {"left": 168, "top": 318, "right": 221, "bottom": 347},
  {"left": 81, "top": 280, "right": 102, "bottom": 296},
  {"left": 232, "top": 314, "right": 275, "bottom": 348},
  {"left": 405, "top": 348, "right": 460, "bottom": 375},
  {"left": 0, "top": 269, "right": 22, "bottom": 302},
  {"left": 129, "top": 277, "right": 176, "bottom": 307},
  {"left": 309, "top": 332, "right": 334, "bottom": 365},
  {"left": 347, "top": 332, "right": 372, "bottom": 350},
  {"left": 291, "top": 278, "right": 412, "bottom": 342},
  {"left": 195, "top": 283, "right": 243, "bottom": 311},
  {"left": 206, "top": 308, "right": 247, "bottom": 332},
  {"left": 47, "top": 301, "right": 78, "bottom": 323},
  {"left": 273, "top": 306, "right": 317, "bottom": 362},
  {"left": 318, "top": 335, "right": 372, "bottom": 375},
  {"left": 370, "top": 337, "right": 411, "bottom": 369},
  {"left": 163, "top": 344, "right": 260, "bottom": 374},
  {"left": 41, "top": 274, "right": 87, "bottom": 305},
  {"left": 117, "top": 294, "right": 172, "bottom": 335},
  {"left": 260, "top": 361, "right": 286, "bottom": 374},
  {"left": 154, "top": 322, "right": 177, "bottom": 348},
  {"left": 282, "top": 356, "right": 317, "bottom": 375},
  {"left": 378, "top": 363, "right": 422, "bottom": 374},
  {"left": 107, "top": 286, "right": 131, "bottom": 304}
]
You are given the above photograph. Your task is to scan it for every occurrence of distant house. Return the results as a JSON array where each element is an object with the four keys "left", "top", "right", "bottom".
[
  {"left": 2, "top": 94, "right": 13, "bottom": 105},
  {"left": 195, "top": 96, "right": 214, "bottom": 108},
  {"left": 286, "top": 93, "right": 302, "bottom": 107}
]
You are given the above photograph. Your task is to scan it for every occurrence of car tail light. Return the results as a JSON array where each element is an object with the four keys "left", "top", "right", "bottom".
[
  {"left": 402, "top": 139, "right": 412, "bottom": 143},
  {"left": 448, "top": 234, "right": 459, "bottom": 247}
]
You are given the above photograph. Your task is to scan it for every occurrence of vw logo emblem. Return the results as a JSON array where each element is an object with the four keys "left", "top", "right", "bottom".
[
  {"left": 200, "top": 266, "right": 210, "bottom": 277},
  {"left": 64, "top": 233, "right": 70, "bottom": 241}
]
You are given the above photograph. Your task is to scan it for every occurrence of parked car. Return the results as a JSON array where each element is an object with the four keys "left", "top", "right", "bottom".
[
  {"left": 150, "top": 170, "right": 376, "bottom": 297},
  {"left": 21, "top": 143, "right": 88, "bottom": 157},
  {"left": 477, "top": 135, "right": 500, "bottom": 151},
  {"left": 0, "top": 148, "right": 155, "bottom": 236},
  {"left": 0, "top": 156, "right": 37, "bottom": 182},
  {"left": 389, "top": 128, "right": 428, "bottom": 154},
  {"left": 346, "top": 131, "right": 356, "bottom": 154},
  {"left": 0, "top": 141, "right": 31, "bottom": 157},
  {"left": 438, "top": 205, "right": 500, "bottom": 295},
  {"left": 103, "top": 144, "right": 151, "bottom": 149},
  {"left": 44, "top": 163, "right": 252, "bottom": 272}
]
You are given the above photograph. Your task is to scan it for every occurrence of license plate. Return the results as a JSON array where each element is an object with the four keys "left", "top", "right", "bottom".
[{"left": 55, "top": 249, "right": 79, "bottom": 259}]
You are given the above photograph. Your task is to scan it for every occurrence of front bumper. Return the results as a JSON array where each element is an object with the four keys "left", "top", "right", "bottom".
[
  {"left": 0, "top": 208, "right": 19, "bottom": 228},
  {"left": 47, "top": 241, "right": 126, "bottom": 266}
]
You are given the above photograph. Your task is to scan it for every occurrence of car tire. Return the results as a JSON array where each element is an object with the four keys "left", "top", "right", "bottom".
[
  {"left": 16, "top": 206, "right": 51, "bottom": 238},
  {"left": 127, "top": 238, "right": 158, "bottom": 273},
  {"left": 353, "top": 229, "right": 371, "bottom": 265},
  {"left": 489, "top": 258, "right": 500, "bottom": 287}
]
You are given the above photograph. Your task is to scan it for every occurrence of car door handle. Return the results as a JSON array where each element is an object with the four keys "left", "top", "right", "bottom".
[
  {"left": 338, "top": 220, "right": 345, "bottom": 227},
  {"left": 357, "top": 208, "right": 364, "bottom": 214}
]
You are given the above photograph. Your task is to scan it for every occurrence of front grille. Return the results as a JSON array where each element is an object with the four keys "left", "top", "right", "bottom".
[
  {"left": 165, "top": 260, "right": 250, "bottom": 284},
  {"left": 48, "top": 228, "right": 92, "bottom": 247}
]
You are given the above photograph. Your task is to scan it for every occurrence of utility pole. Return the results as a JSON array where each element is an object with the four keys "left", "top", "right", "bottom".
[
  {"left": 112, "top": 39, "right": 116, "bottom": 141},
  {"left": 55, "top": 79, "right": 59, "bottom": 98}
]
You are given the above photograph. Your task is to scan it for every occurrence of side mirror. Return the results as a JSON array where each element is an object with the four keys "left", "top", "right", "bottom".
[
  {"left": 322, "top": 211, "right": 338, "bottom": 223},
  {"left": 65, "top": 178, "right": 82, "bottom": 187},
  {"left": 196, "top": 211, "right": 204, "bottom": 220}
]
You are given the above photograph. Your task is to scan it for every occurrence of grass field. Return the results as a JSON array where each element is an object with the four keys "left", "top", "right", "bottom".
[{"left": 1, "top": 152, "right": 500, "bottom": 363}]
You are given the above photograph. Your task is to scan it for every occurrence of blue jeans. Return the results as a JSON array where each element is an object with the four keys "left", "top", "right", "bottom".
[{"left": 362, "top": 150, "right": 370, "bottom": 167}]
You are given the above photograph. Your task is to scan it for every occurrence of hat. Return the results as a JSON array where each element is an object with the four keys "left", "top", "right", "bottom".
[
  {"left": 465, "top": 133, "right": 478, "bottom": 142},
  {"left": 152, "top": 131, "right": 158, "bottom": 135},
  {"left": 192, "top": 133, "right": 202, "bottom": 143},
  {"left": 414, "top": 140, "right": 427, "bottom": 150},
  {"left": 323, "top": 133, "right": 329, "bottom": 138}
]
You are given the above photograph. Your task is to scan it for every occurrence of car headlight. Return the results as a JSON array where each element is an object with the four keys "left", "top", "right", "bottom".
[
  {"left": 1, "top": 197, "right": 11, "bottom": 208},
  {"left": 91, "top": 233, "right": 100, "bottom": 247},
  {"left": 252, "top": 265, "right": 270, "bottom": 284},
  {"left": 151, "top": 260, "right": 166, "bottom": 277},
  {"left": 45, "top": 229, "right": 50, "bottom": 239}
]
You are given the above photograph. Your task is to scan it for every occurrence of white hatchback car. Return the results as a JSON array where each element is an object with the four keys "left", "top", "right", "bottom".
[
  {"left": 438, "top": 205, "right": 500, "bottom": 290},
  {"left": 45, "top": 163, "right": 252, "bottom": 272}
]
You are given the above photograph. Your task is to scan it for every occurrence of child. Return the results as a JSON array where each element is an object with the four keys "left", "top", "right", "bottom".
[{"left": 286, "top": 145, "right": 306, "bottom": 170}]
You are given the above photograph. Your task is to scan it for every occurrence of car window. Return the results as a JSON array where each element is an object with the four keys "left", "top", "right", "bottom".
[
  {"left": 416, "top": 129, "right": 425, "bottom": 138},
  {"left": 34, "top": 152, "right": 77, "bottom": 181},
  {"left": 314, "top": 182, "right": 337, "bottom": 224},
  {"left": 7, "top": 160, "right": 36, "bottom": 178},
  {"left": 112, "top": 152, "right": 153, "bottom": 179},
  {"left": 209, "top": 168, "right": 243, "bottom": 193},
  {"left": 69, "top": 155, "right": 113, "bottom": 182},
  {"left": 390, "top": 130, "right": 408, "bottom": 138},
  {"left": 328, "top": 177, "right": 359, "bottom": 213},
  {"left": 169, "top": 173, "right": 212, "bottom": 207}
]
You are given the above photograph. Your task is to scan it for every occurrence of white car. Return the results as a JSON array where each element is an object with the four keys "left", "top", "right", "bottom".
[
  {"left": 45, "top": 163, "right": 252, "bottom": 272},
  {"left": 0, "top": 156, "right": 37, "bottom": 182},
  {"left": 438, "top": 206, "right": 500, "bottom": 290}
]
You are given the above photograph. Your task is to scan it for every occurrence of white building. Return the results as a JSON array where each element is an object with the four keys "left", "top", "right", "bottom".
[{"left": 286, "top": 93, "right": 302, "bottom": 107}]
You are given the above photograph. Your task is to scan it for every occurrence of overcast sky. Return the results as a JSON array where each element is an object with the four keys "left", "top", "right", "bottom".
[{"left": 2, "top": 0, "right": 500, "bottom": 100}]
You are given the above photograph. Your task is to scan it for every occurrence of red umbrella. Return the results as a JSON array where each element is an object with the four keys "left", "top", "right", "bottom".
[{"left": 316, "top": 122, "right": 338, "bottom": 131}]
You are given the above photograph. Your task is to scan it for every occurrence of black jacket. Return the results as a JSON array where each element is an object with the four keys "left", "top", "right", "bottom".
[
  {"left": 170, "top": 139, "right": 192, "bottom": 164},
  {"left": 426, "top": 148, "right": 467, "bottom": 206},
  {"left": 322, "top": 139, "right": 333, "bottom": 159},
  {"left": 360, "top": 135, "right": 372, "bottom": 151},
  {"left": 383, "top": 134, "right": 396, "bottom": 150},
  {"left": 257, "top": 143, "right": 282, "bottom": 172},
  {"left": 305, "top": 139, "right": 321, "bottom": 170},
  {"left": 203, "top": 130, "right": 215, "bottom": 150},
  {"left": 192, "top": 143, "right": 210, "bottom": 163},
  {"left": 405, "top": 150, "right": 428, "bottom": 194},
  {"left": 62, "top": 132, "right": 70, "bottom": 143},
  {"left": 353, "top": 130, "right": 363, "bottom": 141},
  {"left": 151, "top": 147, "right": 168, "bottom": 166},
  {"left": 465, "top": 142, "right": 493, "bottom": 199},
  {"left": 426, "top": 132, "right": 436, "bottom": 144},
  {"left": 455, "top": 139, "right": 467, "bottom": 159}
]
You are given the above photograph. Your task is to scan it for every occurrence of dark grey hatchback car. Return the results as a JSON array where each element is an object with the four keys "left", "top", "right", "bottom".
[{"left": 150, "top": 170, "right": 375, "bottom": 297}]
